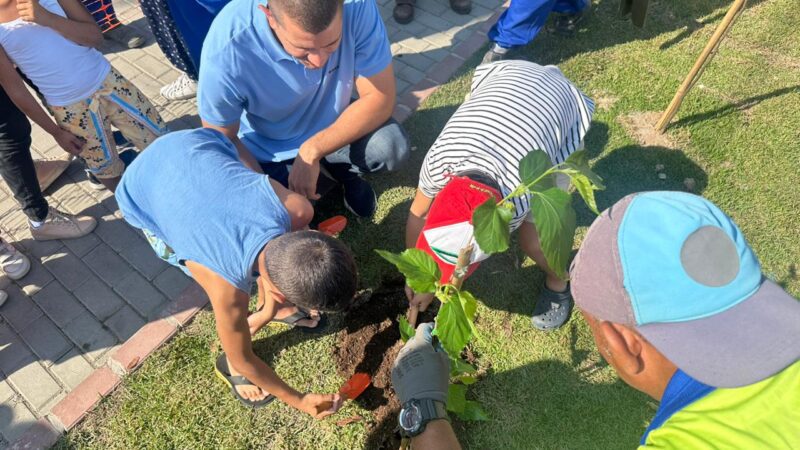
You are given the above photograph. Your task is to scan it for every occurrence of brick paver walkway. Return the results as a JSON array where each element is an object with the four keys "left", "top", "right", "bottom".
[{"left": 0, "top": 0, "right": 503, "bottom": 446}]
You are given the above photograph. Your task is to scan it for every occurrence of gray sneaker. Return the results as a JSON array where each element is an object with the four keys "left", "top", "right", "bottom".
[
  {"left": 481, "top": 44, "right": 510, "bottom": 65},
  {"left": 30, "top": 207, "right": 97, "bottom": 241},
  {"left": 0, "top": 240, "right": 30, "bottom": 280}
]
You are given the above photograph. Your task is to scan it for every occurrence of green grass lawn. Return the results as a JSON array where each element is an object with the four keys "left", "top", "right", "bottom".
[{"left": 56, "top": 0, "right": 799, "bottom": 448}]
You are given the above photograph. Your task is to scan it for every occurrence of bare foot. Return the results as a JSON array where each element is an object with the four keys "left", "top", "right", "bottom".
[
  {"left": 248, "top": 304, "right": 322, "bottom": 336},
  {"left": 274, "top": 305, "right": 321, "bottom": 328},
  {"left": 227, "top": 356, "right": 270, "bottom": 402}
]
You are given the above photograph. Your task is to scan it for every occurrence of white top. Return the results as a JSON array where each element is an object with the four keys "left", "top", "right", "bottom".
[
  {"left": 0, "top": 0, "right": 110, "bottom": 106},
  {"left": 418, "top": 60, "right": 595, "bottom": 231}
]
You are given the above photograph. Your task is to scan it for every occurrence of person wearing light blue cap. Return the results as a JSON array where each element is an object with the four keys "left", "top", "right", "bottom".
[{"left": 391, "top": 191, "right": 800, "bottom": 449}]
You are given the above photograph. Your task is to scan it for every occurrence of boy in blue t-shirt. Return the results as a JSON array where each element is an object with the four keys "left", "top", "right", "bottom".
[{"left": 116, "top": 128, "right": 358, "bottom": 418}]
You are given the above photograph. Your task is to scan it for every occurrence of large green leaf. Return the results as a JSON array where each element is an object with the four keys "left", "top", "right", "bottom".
[
  {"left": 457, "top": 375, "right": 477, "bottom": 385},
  {"left": 564, "top": 150, "right": 605, "bottom": 189},
  {"left": 455, "top": 401, "right": 489, "bottom": 421},
  {"left": 433, "top": 290, "right": 472, "bottom": 359},
  {"left": 568, "top": 172, "right": 600, "bottom": 215},
  {"left": 519, "top": 150, "right": 555, "bottom": 191},
  {"left": 458, "top": 290, "right": 479, "bottom": 337},
  {"left": 530, "top": 188, "right": 577, "bottom": 280},
  {"left": 398, "top": 315, "right": 415, "bottom": 343},
  {"left": 375, "top": 248, "right": 440, "bottom": 293},
  {"left": 472, "top": 199, "right": 513, "bottom": 254},
  {"left": 450, "top": 358, "right": 477, "bottom": 377},
  {"left": 446, "top": 384, "right": 467, "bottom": 414}
]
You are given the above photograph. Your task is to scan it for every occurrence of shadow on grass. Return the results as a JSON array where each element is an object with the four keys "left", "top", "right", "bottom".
[
  {"left": 453, "top": 361, "right": 651, "bottom": 449},
  {"left": 589, "top": 144, "right": 708, "bottom": 220},
  {"left": 671, "top": 85, "right": 800, "bottom": 129},
  {"left": 515, "top": 0, "right": 766, "bottom": 66}
]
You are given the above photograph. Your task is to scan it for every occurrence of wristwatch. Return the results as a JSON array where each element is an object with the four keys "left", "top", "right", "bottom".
[{"left": 398, "top": 398, "right": 449, "bottom": 438}]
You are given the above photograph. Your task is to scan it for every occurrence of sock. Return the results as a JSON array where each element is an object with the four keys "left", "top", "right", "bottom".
[
  {"left": 492, "top": 43, "right": 510, "bottom": 54},
  {"left": 30, "top": 219, "right": 43, "bottom": 228}
]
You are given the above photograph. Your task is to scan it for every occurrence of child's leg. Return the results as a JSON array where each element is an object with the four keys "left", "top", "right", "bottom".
[
  {"left": 518, "top": 220, "right": 568, "bottom": 293},
  {"left": 101, "top": 68, "right": 166, "bottom": 152},
  {"left": 49, "top": 93, "right": 125, "bottom": 191}
]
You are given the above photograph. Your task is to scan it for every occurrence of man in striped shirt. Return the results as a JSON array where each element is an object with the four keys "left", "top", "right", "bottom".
[{"left": 406, "top": 60, "right": 594, "bottom": 330}]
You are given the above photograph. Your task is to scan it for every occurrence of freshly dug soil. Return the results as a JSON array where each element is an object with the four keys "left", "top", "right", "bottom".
[{"left": 334, "top": 278, "right": 435, "bottom": 449}]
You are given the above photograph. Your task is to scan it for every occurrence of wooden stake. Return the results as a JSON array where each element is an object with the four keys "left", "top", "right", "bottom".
[{"left": 655, "top": 0, "right": 747, "bottom": 133}]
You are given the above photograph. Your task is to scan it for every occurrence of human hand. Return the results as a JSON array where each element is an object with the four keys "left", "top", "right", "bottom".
[
  {"left": 53, "top": 129, "right": 84, "bottom": 156},
  {"left": 392, "top": 323, "right": 449, "bottom": 405},
  {"left": 405, "top": 285, "right": 436, "bottom": 312},
  {"left": 17, "top": 0, "right": 49, "bottom": 24},
  {"left": 288, "top": 145, "right": 321, "bottom": 200},
  {"left": 297, "top": 392, "right": 344, "bottom": 419}
]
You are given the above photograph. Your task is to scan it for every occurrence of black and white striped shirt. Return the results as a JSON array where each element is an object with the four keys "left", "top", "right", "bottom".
[{"left": 418, "top": 60, "right": 594, "bottom": 230}]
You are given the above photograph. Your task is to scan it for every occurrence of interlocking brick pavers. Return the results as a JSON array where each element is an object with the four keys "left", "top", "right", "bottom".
[
  {"left": 41, "top": 251, "right": 92, "bottom": 291},
  {"left": 83, "top": 243, "right": 134, "bottom": 287},
  {"left": 7, "top": 361, "right": 61, "bottom": 411},
  {"left": 49, "top": 351, "right": 95, "bottom": 393},
  {"left": 72, "top": 275, "right": 126, "bottom": 322},
  {"left": 4, "top": 0, "right": 508, "bottom": 445},
  {"left": 30, "top": 282, "right": 84, "bottom": 328},
  {"left": 0, "top": 399, "right": 36, "bottom": 443},
  {"left": 153, "top": 266, "right": 195, "bottom": 301},
  {"left": 18, "top": 315, "right": 72, "bottom": 363},
  {"left": 114, "top": 271, "right": 168, "bottom": 319},
  {"left": 104, "top": 305, "right": 146, "bottom": 342}
]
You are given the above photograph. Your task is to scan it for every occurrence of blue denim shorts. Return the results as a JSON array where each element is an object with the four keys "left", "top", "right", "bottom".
[{"left": 142, "top": 229, "right": 192, "bottom": 277}]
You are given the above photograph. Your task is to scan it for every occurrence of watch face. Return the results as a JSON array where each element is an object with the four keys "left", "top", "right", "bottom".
[{"left": 399, "top": 403, "right": 422, "bottom": 433}]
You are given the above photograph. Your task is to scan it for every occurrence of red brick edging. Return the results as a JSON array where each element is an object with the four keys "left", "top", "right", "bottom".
[{"left": 10, "top": 9, "right": 502, "bottom": 448}]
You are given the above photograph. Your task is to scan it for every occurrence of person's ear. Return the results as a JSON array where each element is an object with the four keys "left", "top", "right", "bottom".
[
  {"left": 599, "top": 321, "right": 645, "bottom": 376},
  {"left": 270, "top": 288, "right": 287, "bottom": 304},
  {"left": 258, "top": 4, "right": 277, "bottom": 27}
]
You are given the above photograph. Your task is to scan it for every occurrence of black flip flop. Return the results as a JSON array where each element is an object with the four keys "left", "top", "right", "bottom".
[
  {"left": 273, "top": 307, "right": 328, "bottom": 334},
  {"left": 214, "top": 354, "right": 275, "bottom": 409}
]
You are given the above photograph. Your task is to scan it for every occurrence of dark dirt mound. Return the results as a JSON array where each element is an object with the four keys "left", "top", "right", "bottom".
[{"left": 334, "top": 278, "right": 436, "bottom": 449}]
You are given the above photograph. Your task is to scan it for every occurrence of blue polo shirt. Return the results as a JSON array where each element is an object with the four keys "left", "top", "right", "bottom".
[{"left": 198, "top": 0, "right": 392, "bottom": 163}]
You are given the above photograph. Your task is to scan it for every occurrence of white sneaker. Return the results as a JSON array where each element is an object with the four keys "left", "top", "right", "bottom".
[
  {"left": 160, "top": 73, "right": 197, "bottom": 101},
  {"left": 30, "top": 207, "right": 97, "bottom": 241},
  {"left": 0, "top": 241, "right": 30, "bottom": 281}
]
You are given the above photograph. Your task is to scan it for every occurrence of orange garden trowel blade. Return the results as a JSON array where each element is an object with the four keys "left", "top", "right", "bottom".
[
  {"left": 319, "top": 215, "right": 347, "bottom": 237},
  {"left": 339, "top": 373, "right": 371, "bottom": 400}
]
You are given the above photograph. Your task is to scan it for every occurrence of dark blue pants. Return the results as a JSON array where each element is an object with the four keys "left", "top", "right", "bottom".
[
  {"left": 259, "top": 118, "right": 410, "bottom": 194},
  {"left": 489, "top": 0, "right": 587, "bottom": 49}
]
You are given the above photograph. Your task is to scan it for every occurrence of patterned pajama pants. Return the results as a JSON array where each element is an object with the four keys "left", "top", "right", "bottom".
[{"left": 49, "top": 68, "right": 166, "bottom": 179}]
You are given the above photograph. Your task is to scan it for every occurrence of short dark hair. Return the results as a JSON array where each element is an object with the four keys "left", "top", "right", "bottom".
[
  {"left": 269, "top": 0, "right": 344, "bottom": 34},
  {"left": 264, "top": 230, "right": 357, "bottom": 312}
]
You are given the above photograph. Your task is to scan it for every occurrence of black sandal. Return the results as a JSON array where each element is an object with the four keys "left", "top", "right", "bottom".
[
  {"left": 214, "top": 354, "right": 275, "bottom": 408},
  {"left": 393, "top": 0, "right": 415, "bottom": 24}
]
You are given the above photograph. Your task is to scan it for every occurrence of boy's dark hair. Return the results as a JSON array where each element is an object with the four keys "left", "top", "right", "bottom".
[
  {"left": 264, "top": 230, "right": 357, "bottom": 312},
  {"left": 269, "top": 0, "right": 344, "bottom": 34},
  {"left": 458, "top": 170, "right": 501, "bottom": 194}
]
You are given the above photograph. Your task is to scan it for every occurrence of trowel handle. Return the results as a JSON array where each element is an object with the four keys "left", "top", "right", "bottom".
[{"left": 407, "top": 305, "right": 419, "bottom": 328}]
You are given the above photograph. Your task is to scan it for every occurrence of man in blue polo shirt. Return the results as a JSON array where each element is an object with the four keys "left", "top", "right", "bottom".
[{"left": 199, "top": 0, "right": 409, "bottom": 217}]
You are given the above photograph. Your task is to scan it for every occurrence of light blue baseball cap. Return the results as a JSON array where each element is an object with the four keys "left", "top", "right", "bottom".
[{"left": 571, "top": 191, "right": 800, "bottom": 388}]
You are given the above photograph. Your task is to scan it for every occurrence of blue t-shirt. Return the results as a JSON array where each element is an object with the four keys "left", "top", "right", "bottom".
[
  {"left": 198, "top": 0, "right": 392, "bottom": 163},
  {"left": 115, "top": 128, "right": 290, "bottom": 292}
]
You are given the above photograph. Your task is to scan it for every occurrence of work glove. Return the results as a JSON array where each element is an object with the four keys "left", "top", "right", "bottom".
[{"left": 392, "top": 322, "right": 450, "bottom": 405}]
